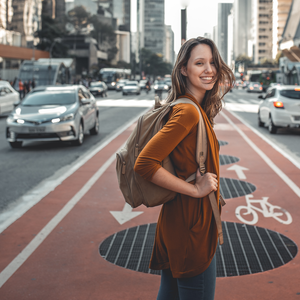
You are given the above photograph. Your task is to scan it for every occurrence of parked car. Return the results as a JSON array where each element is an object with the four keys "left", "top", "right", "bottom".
[
  {"left": 116, "top": 79, "right": 129, "bottom": 92},
  {"left": 164, "top": 79, "right": 172, "bottom": 91},
  {"left": 122, "top": 81, "right": 141, "bottom": 95},
  {"left": 0, "top": 81, "right": 19, "bottom": 115},
  {"left": 247, "top": 82, "right": 263, "bottom": 93},
  {"left": 257, "top": 85, "right": 300, "bottom": 134},
  {"left": 89, "top": 81, "right": 107, "bottom": 97},
  {"left": 6, "top": 85, "right": 99, "bottom": 148},
  {"left": 153, "top": 80, "right": 169, "bottom": 93}
]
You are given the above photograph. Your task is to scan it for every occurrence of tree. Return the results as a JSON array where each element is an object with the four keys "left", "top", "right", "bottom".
[
  {"left": 140, "top": 48, "right": 172, "bottom": 77},
  {"left": 35, "top": 15, "right": 68, "bottom": 58}
]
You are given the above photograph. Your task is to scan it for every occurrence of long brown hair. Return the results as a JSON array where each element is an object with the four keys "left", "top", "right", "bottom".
[{"left": 165, "top": 37, "right": 235, "bottom": 125}]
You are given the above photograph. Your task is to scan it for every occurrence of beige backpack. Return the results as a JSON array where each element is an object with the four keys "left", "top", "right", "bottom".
[{"left": 116, "top": 96, "right": 225, "bottom": 244}]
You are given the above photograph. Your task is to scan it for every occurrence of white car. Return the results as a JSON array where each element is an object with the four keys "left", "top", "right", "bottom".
[
  {"left": 0, "top": 81, "right": 20, "bottom": 115},
  {"left": 257, "top": 85, "right": 300, "bottom": 134},
  {"left": 122, "top": 81, "right": 141, "bottom": 95},
  {"left": 116, "top": 79, "right": 128, "bottom": 92}
]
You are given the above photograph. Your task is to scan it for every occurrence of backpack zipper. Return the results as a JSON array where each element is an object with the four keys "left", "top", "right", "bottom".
[{"left": 135, "top": 117, "right": 143, "bottom": 157}]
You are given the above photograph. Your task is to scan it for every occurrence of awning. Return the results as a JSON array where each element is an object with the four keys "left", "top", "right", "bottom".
[{"left": 282, "top": 46, "right": 300, "bottom": 62}]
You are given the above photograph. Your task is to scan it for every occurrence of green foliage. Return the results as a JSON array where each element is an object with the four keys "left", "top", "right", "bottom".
[
  {"left": 35, "top": 15, "right": 68, "bottom": 58},
  {"left": 67, "top": 6, "right": 90, "bottom": 29},
  {"left": 235, "top": 54, "right": 252, "bottom": 66},
  {"left": 140, "top": 48, "right": 172, "bottom": 77}
]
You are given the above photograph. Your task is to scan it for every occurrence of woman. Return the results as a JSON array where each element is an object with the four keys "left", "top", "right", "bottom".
[{"left": 134, "top": 37, "right": 234, "bottom": 299}]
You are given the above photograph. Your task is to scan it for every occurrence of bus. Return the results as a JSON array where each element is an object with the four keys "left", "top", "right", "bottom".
[
  {"left": 99, "top": 68, "right": 131, "bottom": 89},
  {"left": 14, "top": 58, "right": 75, "bottom": 90}
]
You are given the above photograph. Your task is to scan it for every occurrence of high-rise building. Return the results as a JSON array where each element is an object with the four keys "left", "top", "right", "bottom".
[
  {"left": 273, "top": 0, "right": 293, "bottom": 57},
  {"left": 217, "top": 3, "right": 233, "bottom": 64},
  {"left": 251, "top": 0, "right": 273, "bottom": 64},
  {"left": 137, "top": 0, "right": 165, "bottom": 56},
  {"left": 165, "top": 25, "right": 174, "bottom": 64},
  {"left": 233, "top": 0, "right": 252, "bottom": 59}
]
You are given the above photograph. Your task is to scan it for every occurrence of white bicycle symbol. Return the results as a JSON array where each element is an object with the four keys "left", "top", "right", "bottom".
[{"left": 235, "top": 195, "right": 292, "bottom": 225}]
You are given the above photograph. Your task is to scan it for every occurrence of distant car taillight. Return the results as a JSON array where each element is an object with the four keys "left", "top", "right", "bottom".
[{"left": 273, "top": 101, "right": 284, "bottom": 109}]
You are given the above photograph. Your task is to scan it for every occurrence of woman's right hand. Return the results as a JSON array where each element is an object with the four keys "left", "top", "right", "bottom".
[{"left": 192, "top": 169, "right": 218, "bottom": 198}]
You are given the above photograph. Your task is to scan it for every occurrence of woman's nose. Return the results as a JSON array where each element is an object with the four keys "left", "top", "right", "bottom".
[{"left": 205, "top": 63, "right": 212, "bottom": 73}]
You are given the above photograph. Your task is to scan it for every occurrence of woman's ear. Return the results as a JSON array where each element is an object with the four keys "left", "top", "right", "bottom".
[{"left": 180, "top": 66, "right": 187, "bottom": 77}]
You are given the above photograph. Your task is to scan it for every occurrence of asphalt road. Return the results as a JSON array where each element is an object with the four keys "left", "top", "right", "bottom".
[
  {"left": 0, "top": 87, "right": 299, "bottom": 215},
  {"left": 223, "top": 88, "right": 300, "bottom": 166},
  {"left": 0, "top": 89, "right": 154, "bottom": 213}
]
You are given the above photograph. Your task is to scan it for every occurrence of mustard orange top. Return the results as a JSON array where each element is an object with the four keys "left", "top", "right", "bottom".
[{"left": 134, "top": 94, "right": 220, "bottom": 278}]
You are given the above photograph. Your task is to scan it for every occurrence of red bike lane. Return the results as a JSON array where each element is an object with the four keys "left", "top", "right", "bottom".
[{"left": 0, "top": 108, "right": 299, "bottom": 300}]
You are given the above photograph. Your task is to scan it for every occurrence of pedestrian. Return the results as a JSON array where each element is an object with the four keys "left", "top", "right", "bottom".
[
  {"left": 134, "top": 37, "right": 234, "bottom": 300},
  {"left": 18, "top": 79, "right": 24, "bottom": 99},
  {"left": 31, "top": 79, "right": 35, "bottom": 90}
]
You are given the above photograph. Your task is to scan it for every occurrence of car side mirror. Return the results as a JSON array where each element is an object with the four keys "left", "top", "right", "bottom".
[{"left": 0, "top": 91, "right": 6, "bottom": 97}]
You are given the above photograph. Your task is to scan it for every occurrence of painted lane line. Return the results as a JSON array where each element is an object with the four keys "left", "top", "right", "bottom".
[
  {"left": 0, "top": 107, "right": 150, "bottom": 234},
  {"left": 110, "top": 203, "right": 143, "bottom": 225},
  {"left": 227, "top": 165, "right": 249, "bottom": 180},
  {"left": 225, "top": 109, "right": 300, "bottom": 169},
  {"left": 221, "top": 110, "right": 300, "bottom": 198},
  {"left": 0, "top": 150, "right": 118, "bottom": 288}
]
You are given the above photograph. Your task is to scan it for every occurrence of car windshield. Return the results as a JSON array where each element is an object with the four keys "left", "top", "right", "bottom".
[
  {"left": 90, "top": 82, "right": 103, "bottom": 87},
  {"left": 279, "top": 89, "right": 300, "bottom": 99},
  {"left": 118, "top": 80, "right": 127, "bottom": 84},
  {"left": 22, "top": 91, "right": 76, "bottom": 106},
  {"left": 125, "top": 83, "right": 137, "bottom": 86}
]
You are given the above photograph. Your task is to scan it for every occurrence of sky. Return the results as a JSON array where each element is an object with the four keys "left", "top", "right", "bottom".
[{"left": 131, "top": 0, "right": 233, "bottom": 54}]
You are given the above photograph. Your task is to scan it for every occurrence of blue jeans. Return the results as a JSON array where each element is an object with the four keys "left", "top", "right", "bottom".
[{"left": 157, "top": 255, "right": 216, "bottom": 300}]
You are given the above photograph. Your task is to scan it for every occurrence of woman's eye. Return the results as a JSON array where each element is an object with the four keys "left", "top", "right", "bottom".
[
  {"left": 210, "top": 62, "right": 215, "bottom": 65},
  {"left": 196, "top": 62, "right": 203, "bottom": 65}
]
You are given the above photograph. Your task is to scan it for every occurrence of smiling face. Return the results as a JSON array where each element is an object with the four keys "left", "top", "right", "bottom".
[{"left": 181, "top": 43, "right": 217, "bottom": 102}]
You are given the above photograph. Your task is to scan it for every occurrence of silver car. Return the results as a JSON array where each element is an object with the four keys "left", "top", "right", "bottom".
[
  {"left": 116, "top": 79, "right": 128, "bottom": 92},
  {"left": 122, "top": 81, "right": 141, "bottom": 95},
  {"left": 258, "top": 85, "right": 300, "bottom": 134},
  {"left": 6, "top": 85, "right": 99, "bottom": 148}
]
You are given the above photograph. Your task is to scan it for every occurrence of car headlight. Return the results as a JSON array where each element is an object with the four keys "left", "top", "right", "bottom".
[
  {"left": 111, "top": 82, "right": 116, "bottom": 86},
  {"left": 154, "top": 85, "right": 158, "bottom": 89},
  {"left": 164, "top": 85, "right": 168, "bottom": 89},
  {"left": 51, "top": 113, "right": 75, "bottom": 123}
]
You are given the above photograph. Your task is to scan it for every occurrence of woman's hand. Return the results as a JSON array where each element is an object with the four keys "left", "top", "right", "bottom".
[{"left": 192, "top": 169, "right": 218, "bottom": 198}]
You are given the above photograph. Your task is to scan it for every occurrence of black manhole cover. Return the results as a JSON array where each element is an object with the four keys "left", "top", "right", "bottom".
[
  {"left": 219, "top": 140, "right": 228, "bottom": 146},
  {"left": 219, "top": 155, "right": 240, "bottom": 166},
  {"left": 220, "top": 177, "right": 256, "bottom": 199},
  {"left": 99, "top": 222, "right": 297, "bottom": 277}
]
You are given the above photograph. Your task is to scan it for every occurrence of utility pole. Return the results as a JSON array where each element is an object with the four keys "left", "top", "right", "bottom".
[{"left": 181, "top": 8, "right": 187, "bottom": 45}]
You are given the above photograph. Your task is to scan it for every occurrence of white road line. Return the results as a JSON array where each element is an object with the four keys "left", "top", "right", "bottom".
[
  {"left": 0, "top": 107, "right": 150, "bottom": 234},
  {"left": 0, "top": 145, "right": 122, "bottom": 288},
  {"left": 221, "top": 110, "right": 300, "bottom": 198},
  {"left": 225, "top": 109, "right": 300, "bottom": 169},
  {"left": 238, "top": 99, "right": 249, "bottom": 104}
]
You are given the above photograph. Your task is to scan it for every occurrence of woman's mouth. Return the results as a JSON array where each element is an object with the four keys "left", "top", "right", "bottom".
[{"left": 201, "top": 77, "right": 213, "bottom": 80}]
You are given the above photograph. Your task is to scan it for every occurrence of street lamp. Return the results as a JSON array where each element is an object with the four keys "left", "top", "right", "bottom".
[{"left": 180, "top": 0, "right": 190, "bottom": 44}]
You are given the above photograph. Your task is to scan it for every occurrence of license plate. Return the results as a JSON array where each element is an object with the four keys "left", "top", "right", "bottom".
[{"left": 28, "top": 127, "right": 46, "bottom": 133}]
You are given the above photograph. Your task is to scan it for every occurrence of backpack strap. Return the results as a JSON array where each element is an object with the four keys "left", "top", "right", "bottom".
[{"left": 170, "top": 98, "right": 224, "bottom": 245}]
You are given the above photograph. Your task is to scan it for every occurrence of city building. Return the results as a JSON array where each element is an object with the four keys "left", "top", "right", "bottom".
[
  {"left": 278, "top": 0, "right": 300, "bottom": 85},
  {"left": 0, "top": 0, "right": 49, "bottom": 81},
  {"left": 233, "top": 0, "right": 252, "bottom": 59},
  {"left": 165, "top": 25, "right": 174, "bottom": 65},
  {"left": 273, "top": 0, "right": 293, "bottom": 58},
  {"left": 217, "top": 3, "right": 233, "bottom": 64},
  {"left": 137, "top": 0, "right": 165, "bottom": 56}
]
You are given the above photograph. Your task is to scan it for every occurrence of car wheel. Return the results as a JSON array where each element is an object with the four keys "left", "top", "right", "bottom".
[
  {"left": 9, "top": 141, "right": 23, "bottom": 148},
  {"left": 72, "top": 122, "right": 84, "bottom": 146},
  {"left": 258, "top": 111, "right": 264, "bottom": 127},
  {"left": 90, "top": 115, "right": 99, "bottom": 135},
  {"left": 268, "top": 115, "right": 277, "bottom": 134}
]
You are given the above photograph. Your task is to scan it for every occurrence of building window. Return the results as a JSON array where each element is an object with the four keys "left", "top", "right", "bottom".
[
  {"left": 259, "top": 43, "right": 266, "bottom": 46},
  {"left": 259, "top": 28, "right": 266, "bottom": 32},
  {"left": 259, "top": 14, "right": 270, "bottom": 17},
  {"left": 259, "top": 21, "right": 269, "bottom": 24},
  {"left": 259, "top": 35, "right": 268, "bottom": 39},
  {"left": 259, "top": 50, "right": 266, "bottom": 53}
]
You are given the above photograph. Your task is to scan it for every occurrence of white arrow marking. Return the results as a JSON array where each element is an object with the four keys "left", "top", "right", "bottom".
[
  {"left": 110, "top": 203, "right": 143, "bottom": 225},
  {"left": 227, "top": 165, "right": 249, "bottom": 180}
]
